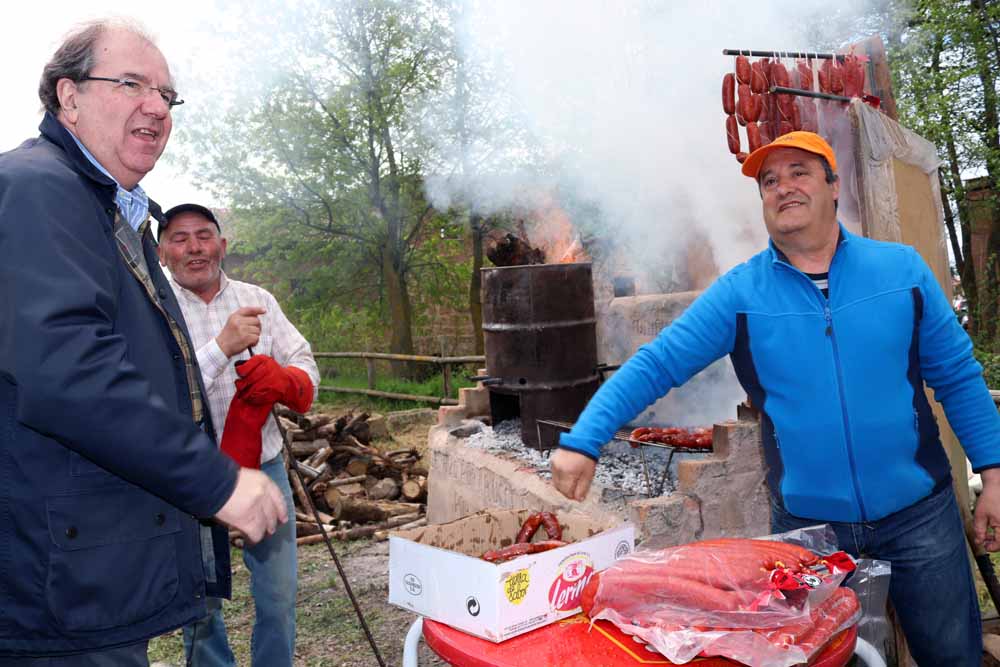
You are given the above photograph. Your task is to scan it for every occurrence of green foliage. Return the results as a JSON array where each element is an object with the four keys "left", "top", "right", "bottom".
[
  {"left": 976, "top": 348, "right": 1000, "bottom": 388},
  {"left": 175, "top": 0, "right": 471, "bottom": 364}
]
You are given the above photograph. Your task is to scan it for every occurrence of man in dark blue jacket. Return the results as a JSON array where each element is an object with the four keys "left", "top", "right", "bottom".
[
  {"left": 0, "top": 19, "right": 288, "bottom": 665},
  {"left": 553, "top": 131, "right": 1000, "bottom": 666}
]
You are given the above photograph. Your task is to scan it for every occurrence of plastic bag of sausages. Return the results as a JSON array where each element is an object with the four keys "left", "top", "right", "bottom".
[{"left": 580, "top": 526, "right": 861, "bottom": 667}]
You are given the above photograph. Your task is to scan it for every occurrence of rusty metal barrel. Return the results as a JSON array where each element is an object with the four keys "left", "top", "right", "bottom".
[{"left": 481, "top": 262, "right": 599, "bottom": 449}]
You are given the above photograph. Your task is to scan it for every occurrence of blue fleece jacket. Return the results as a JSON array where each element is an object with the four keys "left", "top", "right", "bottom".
[{"left": 560, "top": 226, "right": 1000, "bottom": 522}]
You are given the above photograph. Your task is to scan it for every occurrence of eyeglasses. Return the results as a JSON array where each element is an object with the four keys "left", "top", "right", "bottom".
[{"left": 80, "top": 76, "right": 184, "bottom": 108}]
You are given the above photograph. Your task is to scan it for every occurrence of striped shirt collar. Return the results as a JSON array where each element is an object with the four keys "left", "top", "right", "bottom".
[{"left": 68, "top": 133, "right": 150, "bottom": 231}]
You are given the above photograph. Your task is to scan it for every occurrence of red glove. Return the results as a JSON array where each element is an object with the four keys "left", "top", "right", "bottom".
[
  {"left": 219, "top": 393, "right": 272, "bottom": 468},
  {"left": 235, "top": 355, "right": 314, "bottom": 413}
]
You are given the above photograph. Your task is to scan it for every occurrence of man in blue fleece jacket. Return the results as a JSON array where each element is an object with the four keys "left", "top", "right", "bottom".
[{"left": 553, "top": 131, "right": 1000, "bottom": 666}]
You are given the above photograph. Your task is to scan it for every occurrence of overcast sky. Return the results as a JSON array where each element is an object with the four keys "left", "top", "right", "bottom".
[{"left": 1, "top": 3, "right": 228, "bottom": 207}]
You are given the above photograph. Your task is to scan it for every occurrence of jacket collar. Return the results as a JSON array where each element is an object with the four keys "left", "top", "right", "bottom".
[
  {"left": 39, "top": 112, "right": 167, "bottom": 227},
  {"left": 39, "top": 112, "right": 117, "bottom": 193},
  {"left": 768, "top": 222, "right": 852, "bottom": 266}
]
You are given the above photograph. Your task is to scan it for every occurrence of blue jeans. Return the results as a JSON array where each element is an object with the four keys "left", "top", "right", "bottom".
[
  {"left": 771, "top": 484, "right": 981, "bottom": 667},
  {"left": 0, "top": 643, "right": 148, "bottom": 666},
  {"left": 183, "top": 455, "right": 298, "bottom": 667}
]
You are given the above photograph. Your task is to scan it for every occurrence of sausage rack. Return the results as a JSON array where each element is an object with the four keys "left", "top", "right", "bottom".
[{"left": 535, "top": 419, "right": 712, "bottom": 497}]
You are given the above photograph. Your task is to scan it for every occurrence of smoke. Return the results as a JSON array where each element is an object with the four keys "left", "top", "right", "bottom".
[
  {"left": 422, "top": 0, "right": 877, "bottom": 275},
  {"left": 420, "top": 0, "right": 879, "bottom": 425}
]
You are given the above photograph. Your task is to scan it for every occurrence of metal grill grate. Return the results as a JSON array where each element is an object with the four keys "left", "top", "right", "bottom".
[{"left": 535, "top": 419, "right": 713, "bottom": 497}]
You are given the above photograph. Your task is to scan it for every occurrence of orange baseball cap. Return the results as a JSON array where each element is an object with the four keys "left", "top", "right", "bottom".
[{"left": 741, "top": 131, "right": 837, "bottom": 179}]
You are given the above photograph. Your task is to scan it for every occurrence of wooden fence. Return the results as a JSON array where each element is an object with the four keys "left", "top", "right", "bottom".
[
  {"left": 313, "top": 352, "right": 485, "bottom": 406},
  {"left": 313, "top": 357, "right": 999, "bottom": 409}
]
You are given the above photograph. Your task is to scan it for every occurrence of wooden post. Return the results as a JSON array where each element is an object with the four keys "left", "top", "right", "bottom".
[
  {"left": 366, "top": 358, "right": 376, "bottom": 390},
  {"left": 442, "top": 362, "right": 452, "bottom": 400}
]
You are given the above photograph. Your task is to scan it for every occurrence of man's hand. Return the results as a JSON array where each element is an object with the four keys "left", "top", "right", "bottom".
[
  {"left": 550, "top": 448, "right": 597, "bottom": 501},
  {"left": 214, "top": 468, "right": 287, "bottom": 544},
  {"left": 975, "top": 469, "right": 1000, "bottom": 551},
  {"left": 216, "top": 306, "right": 266, "bottom": 357}
]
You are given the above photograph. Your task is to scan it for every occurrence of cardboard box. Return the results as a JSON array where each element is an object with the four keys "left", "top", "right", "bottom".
[{"left": 388, "top": 508, "right": 635, "bottom": 642}]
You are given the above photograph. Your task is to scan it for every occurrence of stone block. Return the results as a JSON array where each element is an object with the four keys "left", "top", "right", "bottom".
[
  {"left": 458, "top": 385, "right": 490, "bottom": 417},
  {"left": 437, "top": 405, "right": 466, "bottom": 427},
  {"left": 674, "top": 458, "right": 727, "bottom": 496},
  {"left": 628, "top": 494, "right": 702, "bottom": 546},
  {"left": 718, "top": 421, "right": 765, "bottom": 475}
]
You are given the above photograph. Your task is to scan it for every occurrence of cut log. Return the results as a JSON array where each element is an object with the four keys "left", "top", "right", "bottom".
[
  {"left": 296, "top": 520, "right": 338, "bottom": 537},
  {"left": 407, "top": 464, "right": 430, "bottom": 478},
  {"left": 295, "top": 509, "right": 335, "bottom": 526},
  {"left": 305, "top": 445, "right": 332, "bottom": 468},
  {"left": 296, "top": 524, "right": 379, "bottom": 545},
  {"left": 375, "top": 517, "right": 428, "bottom": 541},
  {"left": 486, "top": 231, "right": 545, "bottom": 267},
  {"left": 294, "top": 460, "right": 322, "bottom": 480},
  {"left": 374, "top": 500, "right": 424, "bottom": 517},
  {"left": 289, "top": 462, "right": 316, "bottom": 513},
  {"left": 385, "top": 512, "right": 421, "bottom": 527},
  {"left": 298, "top": 413, "right": 335, "bottom": 431},
  {"left": 327, "top": 496, "right": 393, "bottom": 524},
  {"left": 345, "top": 456, "right": 371, "bottom": 477},
  {"left": 326, "top": 474, "right": 368, "bottom": 488},
  {"left": 337, "top": 482, "right": 365, "bottom": 497},
  {"left": 401, "top": 476, "right": 428, "bottom": 503},
  {"left": 368, "top": 477, "right": 400, "bottom": 501},
  {"left": 291, "top": 439, "right": 325, "bottom": 458},
  {"left": 322, "top": 487, "right": 344, "bottom": 519}
]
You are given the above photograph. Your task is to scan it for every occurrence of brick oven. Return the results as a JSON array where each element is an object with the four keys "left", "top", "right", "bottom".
[
  {"left": 431, "top": 262, "right": 770, "bottom": 543},
  {"left": 432, "top": 395, "right": 770, "bottom": 544}
]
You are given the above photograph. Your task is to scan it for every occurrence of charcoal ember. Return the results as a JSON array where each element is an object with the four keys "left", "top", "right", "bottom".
[{"left": 463, "top": 420, "right": 707, "bottom": 495}]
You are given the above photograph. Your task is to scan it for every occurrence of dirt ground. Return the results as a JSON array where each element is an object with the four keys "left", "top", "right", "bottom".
[{"left": 149, "top": 537, "right": 447, "bottom": 667}]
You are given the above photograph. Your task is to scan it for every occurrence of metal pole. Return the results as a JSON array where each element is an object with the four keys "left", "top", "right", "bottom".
[
  {"left": 769, "top": 85, "right": 851, "bottom": 103},
  {"left": 723, "top": 48, "right": 846, "bottom": 61}
]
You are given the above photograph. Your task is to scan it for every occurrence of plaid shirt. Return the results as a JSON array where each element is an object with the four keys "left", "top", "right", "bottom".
[
  {"left": 167, "top": 271, "right": 320, "bottom": 463},
  {"left": 114, "top": 214, "right": 204, "bottom": 424}
]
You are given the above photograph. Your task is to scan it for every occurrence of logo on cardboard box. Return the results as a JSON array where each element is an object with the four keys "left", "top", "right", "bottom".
[
  {"left": 548, "top": 553, "right": 595, "bottom": 612},
  {"left": 503, "top": 569, "right": 531, "bottom": 605},
  {"left": 403, "top": 573, "right": 423, "bottom": 596}
]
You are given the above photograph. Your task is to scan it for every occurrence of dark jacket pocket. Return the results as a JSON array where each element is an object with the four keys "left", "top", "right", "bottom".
[
  {"left": 69, "top": 450, "right": 115, "bottom": 477},
  {"left": 45, "top": 487, "right": 181, "bottom": 632}
]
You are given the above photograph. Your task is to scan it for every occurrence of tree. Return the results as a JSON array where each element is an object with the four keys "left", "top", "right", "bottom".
[
  {"left": 177, "top": 0, "right": 460, "bottom": 373},
  {"left": 807, "top": 0, "right": 1000, "bottom": 349},
  {"left": 416, "top": 0, "right": 538, "bottom": 355},
  {"left": 889, "top": 0, "right": 1000, "bottom": 344}
]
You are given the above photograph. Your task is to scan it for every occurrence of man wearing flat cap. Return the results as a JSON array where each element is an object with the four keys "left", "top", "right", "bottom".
[
  {"left": 552, "top": 131, "right": 1000, "bottom": 666},
  {"left": 159, "top": 203, "right": 319, "bottom": 667}
]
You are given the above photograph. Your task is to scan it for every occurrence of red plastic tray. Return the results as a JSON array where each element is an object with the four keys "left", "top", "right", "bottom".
[{"left": 423, "top": 614, "right": 857, "bottom": 667}]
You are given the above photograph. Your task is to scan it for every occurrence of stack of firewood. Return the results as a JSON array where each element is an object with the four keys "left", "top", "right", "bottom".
[{"left": 230, "top": 408, "right": 428, "bottom": 548}]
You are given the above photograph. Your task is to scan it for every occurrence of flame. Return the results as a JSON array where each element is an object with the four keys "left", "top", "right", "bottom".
[{"left": 527, "top": 195, "right": 589, "bottom": 264}]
